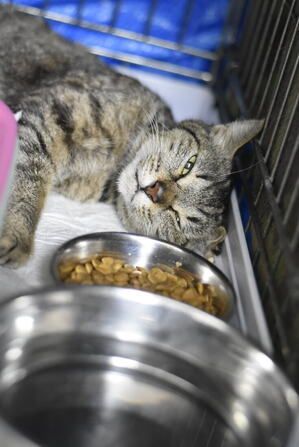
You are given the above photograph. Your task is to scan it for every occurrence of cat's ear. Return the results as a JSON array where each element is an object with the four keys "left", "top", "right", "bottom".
[{"left": 211, "top": 120, "right": 264, "bottom": 157}]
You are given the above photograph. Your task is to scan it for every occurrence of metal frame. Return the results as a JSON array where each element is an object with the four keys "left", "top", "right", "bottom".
[
  {"left": 214, "top": 0, "right": 299, "bottom": 388},
  {"left": 3, "top": 0, "right": 299, "bottom": 387},
  {"left": 7, "top": 0, "right": 217, "bottom": 82}
]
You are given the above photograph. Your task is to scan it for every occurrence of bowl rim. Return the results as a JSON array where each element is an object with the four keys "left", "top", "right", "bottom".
[
  {"left": 49, "top": 231, "right": 235, "bottom": 319},
  {"left": 0, "top": 283, "right": 297, "bottom": 395},
  {"left": 0, "top": 283, "right": 298, "bottom": 447}
]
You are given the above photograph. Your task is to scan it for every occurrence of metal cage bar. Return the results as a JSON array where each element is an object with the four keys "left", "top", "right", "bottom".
[
  {"left": 4, "top": 0, "right": 299, "bottom": 386},
  {"left": 143, "top": 0, "right": 158, "bottom": 36},
  {"left": 214, "top": 0, "right": 299, "bottom": 388},
  {"left": 8, "top": 1, "right": 218, "bottom": 83}
]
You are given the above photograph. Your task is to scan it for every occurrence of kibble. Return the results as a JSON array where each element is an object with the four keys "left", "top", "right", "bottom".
[{"left": 58, "top": 255, "right": 222, "bottom": 316}]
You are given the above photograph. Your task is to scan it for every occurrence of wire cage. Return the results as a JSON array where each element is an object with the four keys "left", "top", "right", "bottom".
[
  {"left": 1, "top": 0, "right": 298, "bottom": 388},
  {"left": 214, "top": 0, "right": 299, "bottom": 389},
  {"left": 3, "top": 0, "right": 230, "bottom": 82}
]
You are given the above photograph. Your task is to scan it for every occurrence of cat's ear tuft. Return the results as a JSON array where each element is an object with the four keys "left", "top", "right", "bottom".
[{"left": 211, "top": 119, "right": 264, "bottom": 157}]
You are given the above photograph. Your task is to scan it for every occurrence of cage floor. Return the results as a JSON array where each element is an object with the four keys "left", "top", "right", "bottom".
[{"left": 0, "top": 68, "right": 271, "bottom": 353}]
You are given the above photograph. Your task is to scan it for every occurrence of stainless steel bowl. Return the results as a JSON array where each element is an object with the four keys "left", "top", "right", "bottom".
[
  {"left": 51, "top": 231, "right": 235, "bottom": 319},
  {"left": 0, "top": 286, "right": 297, "bottom": 447}
]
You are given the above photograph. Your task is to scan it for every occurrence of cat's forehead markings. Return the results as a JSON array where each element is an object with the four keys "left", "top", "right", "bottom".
[
  {"left": 173, "top": 139, "right": 191, "bottom": 158},
  {"left": 179, "top": 126, "right": 201, "bottom": 148},
  {"left": 175, "top": 140, "right": 184, "bottom": 156}
]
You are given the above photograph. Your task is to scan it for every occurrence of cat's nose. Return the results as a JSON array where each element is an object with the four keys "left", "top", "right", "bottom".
[{"left": 143, "top": 181, "right": 162, "bottom": 203}]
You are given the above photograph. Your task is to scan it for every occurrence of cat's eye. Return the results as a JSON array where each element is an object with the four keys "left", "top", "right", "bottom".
[{"left": 180, "top": 154, "right": 197, "bottom": 177}]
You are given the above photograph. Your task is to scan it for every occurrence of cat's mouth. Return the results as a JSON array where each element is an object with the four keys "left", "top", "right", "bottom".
[
  {"left": 118, "top": 165, "right": 158, "bottom": 208},
  {"left": 131, "top": 191, "right": 138, "bottom": 203},
  {"left": 132, "top": 171, "right": 162, "bottom": 204},
  {"left": 131, "top": 170, "right": 140, "bottom": 202}
]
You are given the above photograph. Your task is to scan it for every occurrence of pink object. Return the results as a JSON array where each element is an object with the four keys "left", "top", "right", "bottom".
[{"left": 0, "top": 101, "right": 17, "bottom": 203}]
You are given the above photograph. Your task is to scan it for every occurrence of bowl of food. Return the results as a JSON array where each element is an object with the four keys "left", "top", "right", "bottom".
[
  {"left": 51, "top": 232, "right": 235, "bottom": 319},
  {"left": 0, "top": 286, "right": 297, "bottom": 447}
]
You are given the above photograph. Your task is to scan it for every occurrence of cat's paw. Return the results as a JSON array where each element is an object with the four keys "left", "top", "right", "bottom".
[
  {"left": 204, "top": 226, "right": 227, "bottom": 260},
  {"left": 0, "top": 234, "right": 31, "bottom": 267}
]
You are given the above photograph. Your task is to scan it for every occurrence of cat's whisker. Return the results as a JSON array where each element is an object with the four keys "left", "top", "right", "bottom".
[
  {"left": 159, "top": 121, "right": 171, "bottom": 132},
  {"left": 229, "top": 160, "right": 262, "bottom": 176},
  {"left": 197, "top": 160, "right": 261, "bottom": 182},
  {"left": 1, "top": 8, "right": 263, "bottom": 267},
  {"left": 151, "top": 115, "right": 161, "bottom": 149}
]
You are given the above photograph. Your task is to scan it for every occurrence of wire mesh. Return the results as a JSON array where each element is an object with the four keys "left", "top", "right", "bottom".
[{"left": 214, "top": 0, "right": 299, "bottom": 388}]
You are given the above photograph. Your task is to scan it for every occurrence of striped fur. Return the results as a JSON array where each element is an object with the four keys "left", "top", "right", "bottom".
[{"left": 0, "top": 6, "right": 263, "bottom": 266}]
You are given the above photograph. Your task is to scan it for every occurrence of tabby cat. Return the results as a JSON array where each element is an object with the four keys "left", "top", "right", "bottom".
[{"left": 0, "top": 6, "right": 263, "bottom": 267}]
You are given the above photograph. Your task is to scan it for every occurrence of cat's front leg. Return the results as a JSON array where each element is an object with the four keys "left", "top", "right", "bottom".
[
  {"left": 0, "top": 123, "right": 54, "bottom": 267},
  {"left": 204, "top": 226, "right": 227, "bottom": 262}
]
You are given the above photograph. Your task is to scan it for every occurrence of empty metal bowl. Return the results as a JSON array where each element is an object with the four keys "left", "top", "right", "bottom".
[
  {"left": 51, "top": 231, "right": 235, "bottom": 319},
  {"left": 0, "top": 286, "right": 297, "bottom": 447}
]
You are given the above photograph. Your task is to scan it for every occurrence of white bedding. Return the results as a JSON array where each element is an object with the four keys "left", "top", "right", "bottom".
[{"left": 0, "top": 69, "right": 219, "bottom": 299}]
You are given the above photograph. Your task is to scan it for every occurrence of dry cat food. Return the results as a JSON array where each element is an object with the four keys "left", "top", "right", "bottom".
[{"left": 58, "top": 255, "right": 223, "bottom": 316}]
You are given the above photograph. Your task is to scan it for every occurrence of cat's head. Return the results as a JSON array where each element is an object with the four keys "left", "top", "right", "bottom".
[{"left": 117, "top": 119, "right": 263, "bottom": 256}]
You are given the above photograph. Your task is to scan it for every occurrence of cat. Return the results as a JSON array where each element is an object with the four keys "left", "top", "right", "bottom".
[{"left": 0, "top": 6, "right": 263, "bottom": 267}]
